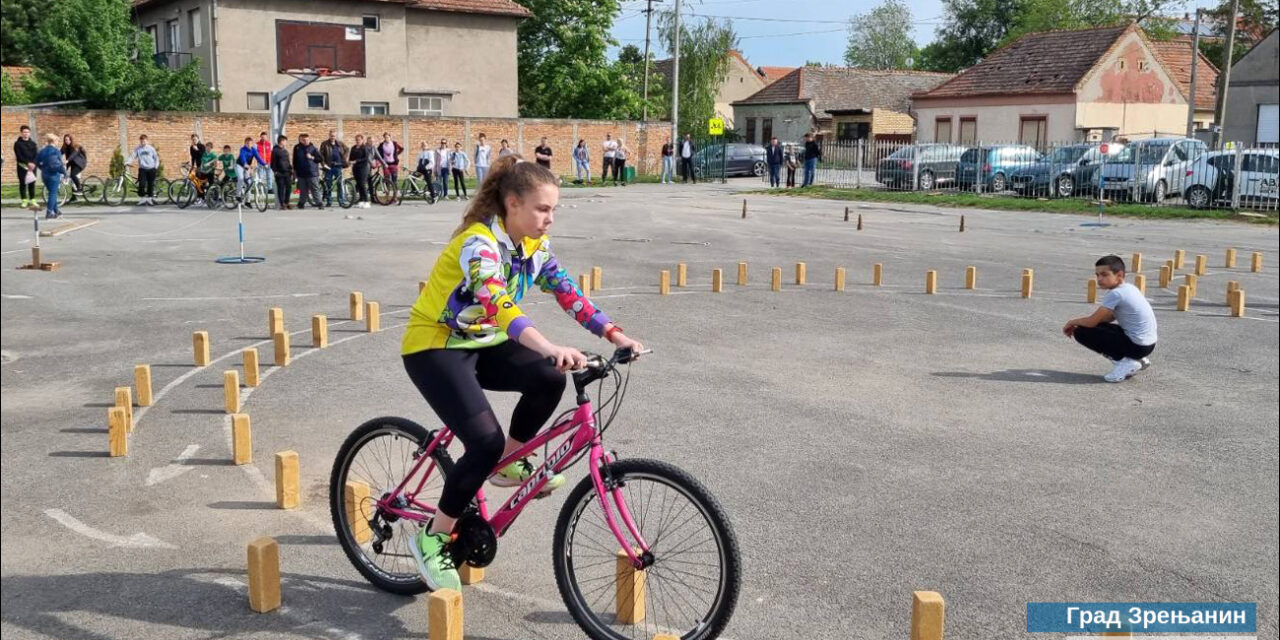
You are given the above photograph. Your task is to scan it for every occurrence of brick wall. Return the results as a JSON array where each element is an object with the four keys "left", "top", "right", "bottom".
[
  {"left": 872, "top": 109, "right": 917, "bottom": 137},
  {"left": 1, "top": 107, "right": 668, "bottom": 183}
]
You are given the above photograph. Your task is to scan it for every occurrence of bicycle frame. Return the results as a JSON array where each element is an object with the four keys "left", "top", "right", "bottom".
[{"left": 375, "top": 401, "right": 653, "bottom": 567}]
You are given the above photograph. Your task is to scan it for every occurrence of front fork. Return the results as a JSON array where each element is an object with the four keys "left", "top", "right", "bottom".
[{"left": 589, "top": 444, "right": 653, "bottom": 569}]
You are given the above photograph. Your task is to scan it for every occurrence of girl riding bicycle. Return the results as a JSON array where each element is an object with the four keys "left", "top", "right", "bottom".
[{"left": 403, "top": 154, "right": 643, "bottom": 590}]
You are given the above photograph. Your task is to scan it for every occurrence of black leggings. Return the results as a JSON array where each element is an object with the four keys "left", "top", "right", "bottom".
[
  {"left": 403, "top": 340, "right": 566, "bottom": 518},
  {"left": 1074, "top": 323, "right": 1155, "bottom": 361},
  {"left": 452, "top": 168, "right": 468, "bottom": 197}
]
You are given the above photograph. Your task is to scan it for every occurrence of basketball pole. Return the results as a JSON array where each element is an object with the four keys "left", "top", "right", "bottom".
[{"left": 269, "top": 73, "right": 321, "bottom": 143}]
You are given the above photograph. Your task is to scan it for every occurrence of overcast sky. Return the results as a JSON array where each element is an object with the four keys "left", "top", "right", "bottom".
[{"left": 610, "top": 0, "right": 1221, "bottom": 67}]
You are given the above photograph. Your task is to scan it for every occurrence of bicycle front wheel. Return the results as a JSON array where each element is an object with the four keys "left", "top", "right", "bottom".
[
  {"left": 252, "top": 184, "right": 268, "bottom": 212},
  {"left": 340, "top": 178, "right": 357, "bottom": 209},
  {"left": 374, "top": 177, "right": 396, "bottom": 205},
  {"left": 330, "top": 416, "right": 452, "bottom": 596},
  {"left": 553, "top": 458, "right": 741, "bottom": 640},
  {"left": 103, "top": 177, "right": 127, "bottom": 206},
  {"left": 156, "top": 177, "right": 172, "bottom": 204},
  {"left": 173, "top": 179, "right": 197, "bottom": 209},
  {"left": 81, "top": 176, "right": 105, "bottom": 204}
]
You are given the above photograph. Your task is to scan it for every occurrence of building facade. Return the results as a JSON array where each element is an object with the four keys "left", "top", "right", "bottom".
[{"left": 1222, "top": 29, "right": 1279, "bottom": 146}]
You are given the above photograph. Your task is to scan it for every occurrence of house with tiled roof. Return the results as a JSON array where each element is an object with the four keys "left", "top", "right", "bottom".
[
  {"left": 1148, "top": 39, "right": 1219, "bottom": 132},
  {"left": 729, "top": 66, "right": 952, "bottom": 145},
  {"left": 131, "top": 0, "right": 530, "bottom": 115},
  {"left": 911, "top": 24, "right": 1193, "bottom": 147},
  {"left": 757, "top": 66, "right": 798, "bottom": 85},
  {"left": 654, "top": 50, "right": 766, "bottom": 128}
]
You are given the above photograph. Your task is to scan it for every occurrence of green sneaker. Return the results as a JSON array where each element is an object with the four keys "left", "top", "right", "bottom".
[
  {"left": 410, "top": 529, "right": 461, "bottom": 591},
  {"left": 490, "top": 457, "right": 565, "bottom": 494}
]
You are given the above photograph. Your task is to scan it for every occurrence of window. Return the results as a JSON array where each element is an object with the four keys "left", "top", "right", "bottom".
[
  {"left": 360, "top": 102, "right": 389, "bottom": 115},
  {"left": 189, "top": 9, "right": 203, "bottom": 47},
  {"left": 167, "top": 19, "right": 180, "bottom": 51},
  {"left": 744, "top": 117, "right": 757, "bottom": 144},
  {"left": 306, "top": 93, "right": 329, "bottom": 110},
  {"left": 1117, "top": 59, "right": 1127, "bottom": 70},
  {"left": 146, "top": 25, "right": 159, "bottom": 54},
  {"left": 362, "top": 15, "right": 380, "bottom": 31},
  {"left": 958, "top": 117, "right": 977, "bottom": 145},
  {"left": 761, "top": 118, "right": 773, "bottom": 144},
  {"left": 247, "top": 92, "right": 269, "bottom": 111},
  {"left": 1019, "top": 116, "right": 1047, "bottom": 150},
  {"left": 1257, "top": 104, "right": 1279, "bottom": 144},
  {"left": 1138, "top": 60, "right": 1149, "bottom": 71},
  {"left": 935, "top": 117, "right": 953, "bottom": 143},
  {"left": 1243, "top": 153, "right": 1278, "bottom": 174},
  {"left": 407, "top": 95, "right": 444, "bottom": 116}
]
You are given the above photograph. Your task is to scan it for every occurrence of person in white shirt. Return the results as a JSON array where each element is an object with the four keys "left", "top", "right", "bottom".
[
  {"left": 601, "top": 133, "right": 618, "bottom": 185},
  {"left": 1063, "top": 255, "right": 1158, "bottom": 382},
  {"left": 679, "top": 133, "right": 696, "bottom": 184},
  {"left": 415, "top": 141, "right": 438, "bottom": 202},
  {"left": 474, "top": 133, "right": 493, "bottom": 184},
  {"left": 434, "top": 139, "right": 452, "bottom": 199}
]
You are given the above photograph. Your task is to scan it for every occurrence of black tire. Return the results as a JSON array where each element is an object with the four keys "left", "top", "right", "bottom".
[
  {"left": 339, "top": 178, "right": 356, "bottom": 209},
  {"left": 81, "top": 176, "right": 105, "bottom": 204},
  {"left": 252, "top": 184, "right": 269, "bottom": 212},
  {"left": 374, "top": 177, "right": 396, "bottom": 205},
  {"left": 204, "top": 184, "right": 224, "bottom": 209},
  {"left": 1055, "top": 174, "right": 1074, "bottom": 198},
  {"left": 1186, "top": 185, "right": 1212, "bottom": 209},
  {"left": 330, "top": 416, "right": 452, "bottom": 596},
  {"left": 103, "top": 177, "right": 127, "bottom": 206},
  {"left": 156, "top": 178, "right": 172, "bottom": 204},
  {"left": 990, "top": 172, "right": 1007, "bottom": 192},
  {"left": 174, "top": 179, "right": 198, "bottom": 209},
  {"left": 751, "top": 161, "right": 766, "bottom": 177},
  {"left": 918, "top": 169, "right": 936, "bottom": 191},
  {"left": 552, "top": 458, "right": 741, "bottom": 640},
  {"left": 1152, "top": 180, "right": 1167, "bottom": 203}
]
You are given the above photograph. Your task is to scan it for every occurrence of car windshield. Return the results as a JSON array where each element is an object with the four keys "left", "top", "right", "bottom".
[
  {"left": 1113, "top": 143, "right": 1170, "bottom": 164},
  {"left": 960, "top": 148, "right": 981, "bottom": 162},
  {"left": 1048, "top": 147, "right": 1088, "bottom": 163},
  {"left": 888, "top": 146, "right": 917, "bottom": 159}
]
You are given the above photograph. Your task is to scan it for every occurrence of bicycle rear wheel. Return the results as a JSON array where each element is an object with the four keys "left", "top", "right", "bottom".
[
  {"left": 103, "top": 177, "right": 127, "bottom": 206},
  {"left": 553, "top": 458, "right": 741, "bottom": 640},
  {"left": 81, "top": 176, "right": 105, "bottom": 204},
  {"left": 374, "top": 177, "right": 396, "bottom": 205},
  {"left": 173, "top": 179, "right": 197, "bottom": 209},
  {"left": 204, "top": 184, "right": 224, "bottom": 209},
  {"left": 330, "top": 416, "right": 452, "bottom": 596},
  {"left": 155, "top": 177, "right": 172, "bottom": 204}
]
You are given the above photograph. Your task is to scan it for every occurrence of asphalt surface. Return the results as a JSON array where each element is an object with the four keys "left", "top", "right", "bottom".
[{"left": 2, "top": 182, "right": 1277, "bottom": 640}]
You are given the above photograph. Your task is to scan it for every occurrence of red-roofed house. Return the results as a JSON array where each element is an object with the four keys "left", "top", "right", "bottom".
[
  {"left": 1149, "top": 38, "right": 1219, "bottom": 132},
  {"left": 757, "top": 66, "right": 798, "bottom": 86},
  {"left": 131, "top": 0, "right": 529, "bottom": 115},
  {"left": 912, "top": 24, "right": 1193, "bottom": 147}
]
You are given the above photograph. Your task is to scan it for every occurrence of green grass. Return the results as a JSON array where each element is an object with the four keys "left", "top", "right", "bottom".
[{"left": 752, "top": 186, "right": 1278, "bottom": 225}]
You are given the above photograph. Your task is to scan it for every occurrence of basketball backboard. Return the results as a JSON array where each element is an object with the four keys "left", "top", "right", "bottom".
[{"left": 276, "top": 20, "right": 366, "bottom": 77}]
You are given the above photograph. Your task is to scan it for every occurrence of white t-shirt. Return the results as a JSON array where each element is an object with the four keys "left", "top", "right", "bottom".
[
  {"left": 475, "top": 144, "right": 491, "bottom": 168},
  {"left": 1101, "top": 283, "right": 1158, "bottom": 345},
  {"left": 603, "top": 139, "right": 617, "bottom": 158},
  {"left": 681, "top": 140, "right": 692, "bottom": 158}
]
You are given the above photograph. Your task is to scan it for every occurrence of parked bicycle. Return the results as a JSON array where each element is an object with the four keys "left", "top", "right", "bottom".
[
  {"left": 97, "top": 169, "right": 171, "bottom": 206},
  {"left": 397, "top": 171, "right": 438, "bottom": 205},
  {"left": 330, "top": 347, "right": 740, "bottom": 640},
  {"left": 172, "top": 166, "right": 222, "bottom": 210}
]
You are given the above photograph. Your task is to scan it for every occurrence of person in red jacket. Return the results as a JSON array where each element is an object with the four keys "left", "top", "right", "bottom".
[{"left": 255, "top": 131, "right": 275, "bottom": 194}]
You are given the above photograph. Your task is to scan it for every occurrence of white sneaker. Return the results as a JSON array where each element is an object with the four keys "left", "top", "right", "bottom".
[
  {"left": 1104, "top": 358, "right": 1142, "bottom": 383},
  {"left": 1139, "top": 357, "right": 1151, "bottom": 370},
  {"left": 148, "top": 197, "right": 157, "bottom": 205},
  {"left": 137, "top": 198, "right": 147, "bottom": 206}
]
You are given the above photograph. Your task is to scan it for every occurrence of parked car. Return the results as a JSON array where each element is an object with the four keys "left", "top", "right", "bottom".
[
  {"left": 1098, "top": 137, "right": 1211, "bottom": 202},
  {"left": 956, "top": 144, "right": 1041, "bottom": 192},
  {"left": 693, "top": 143, "right": 767, "bottom": 178},
  {"left": 1198, "top": 149, "right": 1280, "bottom": 209},
  {"left": 1009, "top": 143, "right": 1125, "bottom": 197},
  {"left": 874, "top": 144, "right": 966, "bottom": 190}
]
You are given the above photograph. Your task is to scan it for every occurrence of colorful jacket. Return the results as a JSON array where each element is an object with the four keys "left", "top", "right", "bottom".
[{"left": 402, "top": 216, "right": 610, "bottom": 353}]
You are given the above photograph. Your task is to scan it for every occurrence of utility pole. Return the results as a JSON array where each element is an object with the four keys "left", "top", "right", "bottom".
[
  {"left": 1213, "top": 0, "right": 1240, "bottom": 147},
  {"left": 1186, "top": 8, "right": 1202, "bottom": 138},
  {"left": 642, "top": 0, "right": 655, "bottom": 121},
  {"left": 671, "top": 0, "right": 681, "bottom": 143}
]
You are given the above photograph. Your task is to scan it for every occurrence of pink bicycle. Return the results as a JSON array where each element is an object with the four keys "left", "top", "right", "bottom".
[{"left": 329, "top": 347, "right": 741, "bottom": 640}]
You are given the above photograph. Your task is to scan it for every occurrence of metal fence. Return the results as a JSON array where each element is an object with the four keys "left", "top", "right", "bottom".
[{"left": 764, "top": 138, "right": 1280, "bottom": 214}]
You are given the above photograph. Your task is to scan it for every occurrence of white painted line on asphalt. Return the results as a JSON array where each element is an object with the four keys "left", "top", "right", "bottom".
[
  {"left": 145, "top": 444, "right": 201, "bottom": 486},
  {"left": 44, "top": 508, "right": 177, "bottom": 549},
  {"left": 2, "top": 293, "right": 33, "bottom": 299},
  {"left": 202, "top": 575, "right": 365, "bottom": 640}
]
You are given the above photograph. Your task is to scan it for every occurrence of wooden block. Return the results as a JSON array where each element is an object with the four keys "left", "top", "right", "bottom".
[
  {"left": 578, "top": 273, "right": 591, "bottom": 297},
  {"left": 134, "top": 364, "right": 153, "bottom": 407},
  {"left": 193, "top": 331, "right": 210, "bottom": 366},
  {"left": 1227, "top": 280, "right": 1240, "bottom": 306},
  {"left": 1087, "top": 278, "right": 1097, "bottom": 303},
  {"left": 911, "top": 591, "right": 946, "bottom": 640},
  {"left": 428, "top": 589, "right": 464, "bottom": 640},
  {"left": 795, "top": 262, "right": 806, "bottom": 285},
  {"left": 770, "top": 267, "right": 782, "bottom": 291},
  {"left": 232, "top": 413, "right": 252, "bottom": 464},
  {"left": 344, "top": 481, "right": 372, "bottom": 544},
  {"left": 1021, "top": 268, "right": 1034, "bottom": 299},
  {"left": 350, "top": 291, "right": 364, "bottom": 320},
  {"left": 224, "top": 370, "right": 241, "bottom": 414},
  {"left": 365, "top": 302, "right": 380, "bottom": 332},
  {"left": 1134, "top": 273, "right": 1146, "bottom": 296},
  {"left": 873, "top": 263, "right": 883, "bottom": 286},
  {"left": 1130, "top": 252, "right": 1142, "bottom": 273},
  {"left": 272, "top": 331, "right": 290, "bottom": 367},
  {"left": 267, "top": 307, "right": 284, "bottom": 336},
  {"left": 591, "top": 266, "right": 602, "bottom": 290},
  {"left": 247, "top": 537, "right": 281, "bottom": 613},
  {"left": 835, "top": 267, "right": 846, "bottom": 292},
  {"left": 1225, "top": 248, "right": 1237, "bottom": 268},
  {"left": 108, "top": 407, "right": 128, "bottom": 457},
  {"left": 741, "top": 199, "right": 747, "bottom": 218},
  {"left": 965, "top": 266, "right": 976, "bottom": 290},
  {"left": 659, "top": 270, "right": 670, "bottom": 295},
  {"left": 1173, "top": 249, "right": 1185, "bottom": 269},
  {"left": 243, "top": 348, "right": 261, "bottom": 387},
  {"left": 1184, "top": 273, "right": 1197, "bottom": 298},
  {"left": 1159, "top": 264, "right": 1171, "bottom": 289},
  {"left": 958, "top": 214, "right": 966, "bottom": 232},
  {"left": 311, "top": 314, "right": 328, "bottom": 349},
  {"left": 676, "top": 263, "right": 687, "bottom": 287},
  {"left": 653, "top": 636, "right": 681, "bottom": 640},
  {"left": 844, "top": 206, "right": 850, "bottom": 221},
  {"left": 418, "top": 280, "right": 428, "bottom": 294},
  {"left": 1252, "top": 251, "right": 1263, "bottom": 272},
  {"left": 1229, "top": 288, "right": 1245, "bottom": 317},
  {"left": 711, "top": 269, "right": 723, "bottom": 293},
  {"left": 1100, "top": 632, "right": 1132, "bottom": 637},
  {"left": 114, "top": 386, "right": 134, "bottom": 433},
  {"left": 1176, "top": 284, "right": 1190, "bottom": 311},
  {"left": 925, "top": 270, "right": 937, "bottom": 294},
  {"left": 459, "top": 564, "right": 484, "bottom": 585},
  {"left": 737, "top": 262, "right": 747, "bottom": 285},
  {"left": 1194, "top": 254, "right": 1207, "bottom": 276},
  {"left": 275, "top": 451, "right": 300, "bottom": 509},
  {"left": 615, "top": 550, "right": 647, "bottom": 625},
  {"left": 856, "top": 213, "right": 863, "bottom": 230}
]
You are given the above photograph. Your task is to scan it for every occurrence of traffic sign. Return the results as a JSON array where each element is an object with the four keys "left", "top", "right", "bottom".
[{"left": 708, "top": 118, "right": 724, "bottom": 136}]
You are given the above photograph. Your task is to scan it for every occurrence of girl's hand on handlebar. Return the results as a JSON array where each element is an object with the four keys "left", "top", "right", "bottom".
[
  {"left": 609, "top": 332, "right": 645, "bottom": 356},
  {"left": 547, "top": 345, "right": 588, "bottom": 372}
]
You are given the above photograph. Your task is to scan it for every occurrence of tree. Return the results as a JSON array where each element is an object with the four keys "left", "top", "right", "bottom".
[
  {"left": 26, "top": 0, "right": 216, "bottom": 110},
  {"left": 845, "top": 0, "right": 919, "bottom": 69},
  {"left": 1200, "top": 0, "right": 1279, "bottom": 68},
  {"left": 512, "top": 0, "right": 647, "bottom": 119},
  {"left": 1, "top": 71, "right": 30, "bottom": 105},
  {"left": 0, "top": 0, "right": 40, "bottom": 65},
  {"left": 657, "top": 12, "right": 738, "bottom": 133}
]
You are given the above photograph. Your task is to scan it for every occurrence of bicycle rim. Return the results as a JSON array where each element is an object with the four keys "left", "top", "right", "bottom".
[
  {"left": 175, "top": 180, "right": 196, "bottom": 209},
  {"left": 555, "top": 460, "right": 739, "bottom": 640},
  {"left": 333, "top": 422, "right": 448, "bottom": 592}
]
